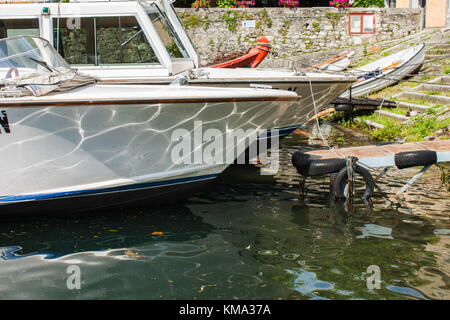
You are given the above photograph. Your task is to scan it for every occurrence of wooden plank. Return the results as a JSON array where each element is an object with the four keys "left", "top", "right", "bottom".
[
  {"left": 304, "top": 140, "right": 450, "bottom": 160},
  {"left": 331, "top": 97, "right": 397, "bottom": 108}
]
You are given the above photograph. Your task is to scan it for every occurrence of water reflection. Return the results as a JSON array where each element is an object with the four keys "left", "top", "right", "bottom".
[{"left": 0, "top": 123, "right": 448, "bottom": 300}]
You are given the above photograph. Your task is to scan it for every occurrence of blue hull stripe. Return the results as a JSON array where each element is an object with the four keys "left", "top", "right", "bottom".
[
  {"left": 0, "top": 173, "right": 219, "bottom": 203},
  {"left": 259, "top": 124, "right": 301, "bottom": 139}
]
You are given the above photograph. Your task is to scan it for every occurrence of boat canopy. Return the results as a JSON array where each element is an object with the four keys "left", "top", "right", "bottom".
[
  {"left": 0, "top": 36, "right": 96, "bottom": 96},
  {"left": 0, "top": 0, "right": 198, "bottom": 77}
]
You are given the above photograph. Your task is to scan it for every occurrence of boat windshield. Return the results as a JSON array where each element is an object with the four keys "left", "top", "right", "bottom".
[
  {"left": 147, "top": 3, "right": 190, "bottom": 59},
  {"left": 0, "top": 36, "right": 71, "bottom": 81}
]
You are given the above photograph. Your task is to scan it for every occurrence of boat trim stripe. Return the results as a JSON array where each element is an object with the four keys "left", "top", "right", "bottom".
[
  {"left": 0, "top": 173, "right": 219, "bottom": 203},
  {"left": 0, "top": 96, "right": 300, "bottom": 108}
]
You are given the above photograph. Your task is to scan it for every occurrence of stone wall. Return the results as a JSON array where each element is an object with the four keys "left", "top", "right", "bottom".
[{"left": 175, "top": 7, "right": 423, "bottom": 67}]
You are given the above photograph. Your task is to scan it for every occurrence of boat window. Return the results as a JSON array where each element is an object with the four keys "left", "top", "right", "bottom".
[
  {"left": 53, "top": 16, "right": 160, "bottom": 66},
  {"left": 0, "top": 19, "right": 40, "bottom": 39},
  {"left": 169, "top": 3, "right": 198, "bottom": 53},
  {"left": 148, "top": 10, "right": 188, "bottom": 59}
]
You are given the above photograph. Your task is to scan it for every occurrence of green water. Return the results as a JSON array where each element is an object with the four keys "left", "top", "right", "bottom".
[{"left": 0, "top": 124, "right": 449, "bottom": 300}]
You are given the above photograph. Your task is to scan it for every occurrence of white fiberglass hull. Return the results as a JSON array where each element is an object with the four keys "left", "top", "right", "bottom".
[
  {"left": 0, "top": 84, "right": 298, "bottom": 214},
  {"left": 102, "top": 68, "right": 356, "bottom": 136},
  {"left": 340, "top": 44, "right": 425, "bottom": 98}
]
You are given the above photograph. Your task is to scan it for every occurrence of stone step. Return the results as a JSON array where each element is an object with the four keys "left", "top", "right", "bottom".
[
  {"left": 397, "top": 91, "right": 450, "bottom": 105},
  {"left": 375, "top": 109, "right": 410, "bottom": 121},
  {"left": 429, "top": 75, "right": 450, "bottom": 85},
  {"left": 424, "top": 53, "right": 450, "bottom": 61},
  {"left": 430, "top": 43, "right": 450, "bottom": 50},
  {"left": 355, "top": 118, "right": 385, "bottom": 129},
  {"left": 426, "top": 49, "right": 450, "bottom": 55},
  {"left": 411, "top": 83, "right": 450, "bottom": 93},
  {"left": 396, "top": 101, "right": 430, "bottom": 112}
]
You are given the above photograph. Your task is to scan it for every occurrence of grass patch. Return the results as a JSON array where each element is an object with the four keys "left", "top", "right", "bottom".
[
  {"left": 419, "top": 91, "right": 450, "bottom": 97},
  {"left": 379, "top": 107, "right": 408, "bottom": 116},
  {"left": 444, "top": 66, "right": 450, "bottom": 74},
  {"left": 395, "top": 98, "right": 432, "bottom": 107},
  {"left": 331, "top": 109, "right": 450, "bottom": 142}
]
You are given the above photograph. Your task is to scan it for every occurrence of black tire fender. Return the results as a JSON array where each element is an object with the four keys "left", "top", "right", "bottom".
[
  {"left": 292, "top": 151, "right": 346, "bottom": 176},
  {"left": 334, "top": 104, "right": 354, "bottom": 112},
  {"left": 395, "top": 150, "right": 437, "bottom": 169},
  {"left": 332, "top": 164, "right": 374, "bottom": 201}
]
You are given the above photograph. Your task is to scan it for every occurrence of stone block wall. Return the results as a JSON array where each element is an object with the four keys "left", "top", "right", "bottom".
[{"left": 175, "top": 7, "right": 423, "bottom": 67}]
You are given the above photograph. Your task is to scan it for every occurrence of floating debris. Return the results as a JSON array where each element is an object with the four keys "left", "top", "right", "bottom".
[
  {"left": 282, "top": 253, "right": 300, "bottom": 261},
  {"left": 257, "top": 249, "right": 279, "bottom": 256},
  {"left": 125, "top": 250, "right": 142, "bottom": 259}
]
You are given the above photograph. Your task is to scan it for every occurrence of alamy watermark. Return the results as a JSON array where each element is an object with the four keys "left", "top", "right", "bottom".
[
  {"left": 366, "top": 265, "right": 381, "bottom": 290},
  {"left": 170, "top": 121, "right": 280, "bottom": 175},
  {"left": 66, "top": 265, "right": 81, "bottom": 290}
]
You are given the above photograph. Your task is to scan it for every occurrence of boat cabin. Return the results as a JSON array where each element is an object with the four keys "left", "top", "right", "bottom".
[{"left": 0, "top": 0, "right": 199, "bottom": 79}]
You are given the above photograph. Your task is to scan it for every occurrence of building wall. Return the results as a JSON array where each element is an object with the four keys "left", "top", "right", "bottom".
[
  {"left": 426, "top": 0, "right": 448, "bottom": 27},
  {"left": 175, "top": 7, "right": 423, "bottom": 66},
  {"left": 395, "top": 0, "right": 410, "bottom": 8},
  {"left": 396, "top": 0, "right": 448, "bottom": 27}
]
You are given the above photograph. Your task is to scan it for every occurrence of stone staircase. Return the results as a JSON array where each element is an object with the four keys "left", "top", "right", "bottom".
[{"left": 365, "top": 44, "right": 450, "bottom": 131}]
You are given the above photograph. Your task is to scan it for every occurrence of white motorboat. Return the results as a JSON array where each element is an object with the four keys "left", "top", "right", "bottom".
[
  {"left": 0, "top": 0, "right": 356, "bottom": 138},
  {"left": 0, "top": 36, "right": 299, "bottom": 215},
  {"left": 340, "top": 44, "right": 425, "bottom": 98}
]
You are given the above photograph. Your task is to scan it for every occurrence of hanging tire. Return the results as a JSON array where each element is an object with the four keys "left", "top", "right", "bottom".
[
  {"left": 394, "top": 150, "right": 437, "bottom": 169},
  {"left": 292, "top": 151, "right": 346, "bottom": 176},
  {"left": 331, "top": 164, "right": 374, "bottom": 202},
  {"left": 334, "top": 104, "right": 354, "bottom": 112}
]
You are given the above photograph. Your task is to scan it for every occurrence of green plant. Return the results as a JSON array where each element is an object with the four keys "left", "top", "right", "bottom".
[
  {"left": 191, "top": 0, "right": 211, "bottom": 8},
  {"left": 312, "top": 21, "right": 320, "bottom": 32},
  {"left": 256, "top": 8, "right": 272, "bottom": 29},
  {"left": 278, "top": 19, "right": 291, "bottom": 44},
  {"left": 202, "top": 17, "right": 211, "bottom": 30},
  {"left": 216, "top": 0, "right": 235, "bottom": 8},
  {"left": 222, "top": 10, "right": 239, "bottom": 32},
  {"left": 325, "top": 12, "right": 343, "bottom": 30},
  {"left": 444, "top": 65, "right": 450, "bottom": 74},
  {"left": 182, "top": 15, "right": 201, "bottom": 29},
  {"left": 351, "top": 0, "right": 385, "bottom": 7}
]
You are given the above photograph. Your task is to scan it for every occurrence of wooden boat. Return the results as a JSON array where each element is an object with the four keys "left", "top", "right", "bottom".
[
  {"left": 340, "top": 44, "right": 425, "bottom": 98},
  {"left": 208, "top": 36, "right": 270, "bottom": 69},
  {"left": 0, "top": 36, "right": 300, "bottom": 215},
  {"left": 306, "top": 50, "right": 355, "bottom": 72}
]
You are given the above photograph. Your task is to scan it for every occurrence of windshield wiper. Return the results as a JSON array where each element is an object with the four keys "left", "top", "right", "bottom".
[{"left": 28, "top": 57, "right": 60, "bottom": 73}]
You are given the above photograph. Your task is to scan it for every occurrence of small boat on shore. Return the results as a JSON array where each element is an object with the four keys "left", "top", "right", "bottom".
[
  {"left": 306, "top": 50, "right": 355, "bottom": 72},
  {"left": 0, "top": 36, "right": 300, "bottom": 215},
  {"left": 208, "top": 36, "right": 270, "bottom": 69},
  {"left": 340, "top": 44, "right": 425, "bottom": 98}
]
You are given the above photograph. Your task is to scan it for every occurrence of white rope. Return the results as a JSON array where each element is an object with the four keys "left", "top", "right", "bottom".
[{"left": 308, "top": 76, "right": 337, "bottom": 152}]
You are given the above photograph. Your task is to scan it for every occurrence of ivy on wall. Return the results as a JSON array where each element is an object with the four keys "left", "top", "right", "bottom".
[{"left": 351, "top": 0, "right": 385, "bottom": 7}]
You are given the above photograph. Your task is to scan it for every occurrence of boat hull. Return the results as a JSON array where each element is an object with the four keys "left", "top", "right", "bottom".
[
  {"left": 340, "top": 44, "right": 425, "bottom": 98},
  {"left": 0, "top": 95, "right": 296, "bottom": 215},
  {"left": 102, "top": 77, "right": 355, "bottom": 138},
  {"left": 190, "top": 79, "right": 355, "bottom": 137}
]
